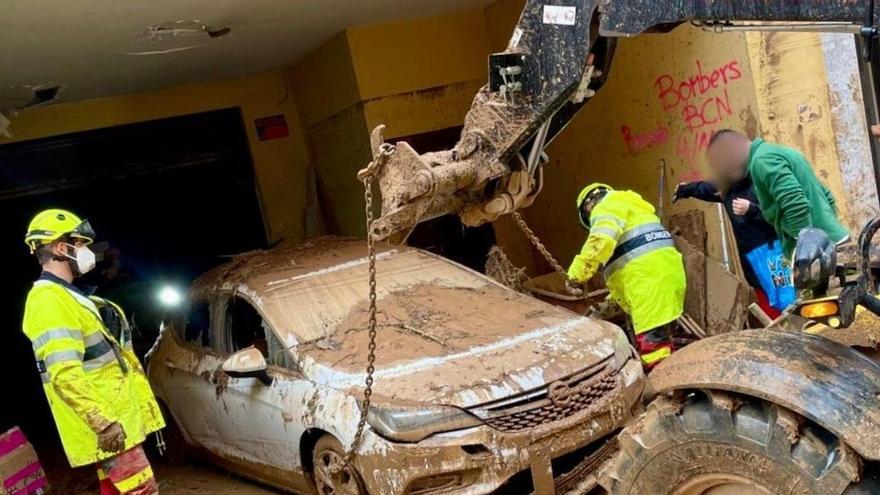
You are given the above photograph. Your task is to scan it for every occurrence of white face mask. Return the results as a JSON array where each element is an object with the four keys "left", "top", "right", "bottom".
[{"left": 63, "top": 244, "right": 97, "bottom": 275}]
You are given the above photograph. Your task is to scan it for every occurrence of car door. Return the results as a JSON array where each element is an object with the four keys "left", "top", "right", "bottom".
[
  {"left": 155, "top": 294, "right": 231, "bottom": 454},
  {"left": 210, "top": 294, "right": 314, "bottom": 487}
]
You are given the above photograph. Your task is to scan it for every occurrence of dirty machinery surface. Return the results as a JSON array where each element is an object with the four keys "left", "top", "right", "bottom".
[
  {"left": 600, "top": 220, "right": 880, "bottom": 494},
  {"left": 367, "top": 0, "right": 879, "bottom": 241}
]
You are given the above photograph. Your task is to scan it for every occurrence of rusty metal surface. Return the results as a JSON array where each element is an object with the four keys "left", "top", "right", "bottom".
[
  {"left": 650, "top": 330, "right": 880, "bottom": 461},
  {"left": 600, "top": 0, "right": 878, "bottom": 36},
  {"left": 555, "top": 437, "right": 617, "bottom": 495}
]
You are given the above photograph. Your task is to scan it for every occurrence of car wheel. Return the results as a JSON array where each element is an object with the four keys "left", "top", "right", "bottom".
[
  {"left": 601, "top": 391, "right": 863, "bottom": 495},
  {"left": 312, "top": 435, "right": 365, "bottom": 495}
]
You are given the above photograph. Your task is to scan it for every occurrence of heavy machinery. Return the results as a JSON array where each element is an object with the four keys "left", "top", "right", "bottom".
[
  {"left": 366, "top": 1, "right": 879, "bottom": 241},
  {"left": 357, "top": 1, "right": 880, "bottom": 494},
  {"left": 601, "top": 221, "right": 880, "bottom": 494}
]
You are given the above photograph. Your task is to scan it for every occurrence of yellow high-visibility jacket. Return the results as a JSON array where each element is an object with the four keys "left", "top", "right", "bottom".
[
  {"left": 568, "top": 190, "right": 686, "bottom": 333},
  {"left": 22, "top": 273, "right": 164, "bottom": 467}
]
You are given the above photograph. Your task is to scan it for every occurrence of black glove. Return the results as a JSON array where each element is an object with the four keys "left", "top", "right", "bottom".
[{"left": 673, "top": 182, "right": 720, "bottom": 203}]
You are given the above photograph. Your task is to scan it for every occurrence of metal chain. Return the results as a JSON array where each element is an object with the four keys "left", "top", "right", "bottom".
[
  {"left": 512, "top": 212, "right": 567, "bottom": 276},
  {"left": 345, "top": 143, "right": 395, "bottom": 467},
  {"left": 511, "top": 212, "right": 584, "bottom": 296}
]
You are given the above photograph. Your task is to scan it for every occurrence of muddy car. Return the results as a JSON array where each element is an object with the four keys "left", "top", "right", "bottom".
[{"left": 147, "top": 237, "right": 644, "bottom": 494}]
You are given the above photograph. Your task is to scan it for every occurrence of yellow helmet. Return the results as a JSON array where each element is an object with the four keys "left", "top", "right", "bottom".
[
  {"left": 24, "top": 209, "right": 96, "bottom": 253},
  {"left": 576, "top": 183, "right": 613, "bottom": 229}
]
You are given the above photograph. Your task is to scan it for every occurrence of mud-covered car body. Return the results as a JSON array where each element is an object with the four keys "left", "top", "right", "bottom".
[{"left": 147, "top": 237, "right": 644, "bottom": 494}]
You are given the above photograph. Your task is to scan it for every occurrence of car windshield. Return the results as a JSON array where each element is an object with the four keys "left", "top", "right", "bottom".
[{"left": 259, "top": 250, "right": 489, "bottom": 345}]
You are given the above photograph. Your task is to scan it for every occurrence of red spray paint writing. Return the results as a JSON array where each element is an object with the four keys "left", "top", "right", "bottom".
[
  {"left": 655, "top": 60, "right": 742, "bottom": 131},
  {"left": 654, "top": 60, "right": 744, "bottom": 165},
  {"left": 621, "top": 123, "right": 670, "bottom": 154}
]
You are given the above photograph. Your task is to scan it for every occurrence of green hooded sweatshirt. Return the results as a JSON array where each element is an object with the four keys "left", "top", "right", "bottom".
[{"left": 748, "top": 138, "right": 849, "bottom": 254}]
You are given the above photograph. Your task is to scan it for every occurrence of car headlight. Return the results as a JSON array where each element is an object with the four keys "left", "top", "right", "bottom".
[
  {"left": 610, "top": 326, "right": 636, "bottom": 371},
  {"left": 367, "top": 403, "right": 482, "bottom": 443}
]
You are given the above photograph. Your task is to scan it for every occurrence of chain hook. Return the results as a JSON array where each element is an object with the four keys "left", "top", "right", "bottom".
[{"left": 345, "top": 143, "right": 395, "bottom": 467}]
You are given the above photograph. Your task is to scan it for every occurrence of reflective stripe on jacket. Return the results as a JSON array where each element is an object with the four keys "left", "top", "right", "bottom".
[
  {"left": 567, "top": 190, "right": 686, "bottom": 333},
  {"left": 22, "top": 276, "right": 164, "bottom": 467}
]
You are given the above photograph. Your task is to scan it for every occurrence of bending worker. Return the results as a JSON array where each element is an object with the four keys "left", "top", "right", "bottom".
[
  {"left": 568, "top": 184, "right": 686, "bottom": 370},
  {"left": 22, "top": 209, "right": 164, "bottom": 495}
]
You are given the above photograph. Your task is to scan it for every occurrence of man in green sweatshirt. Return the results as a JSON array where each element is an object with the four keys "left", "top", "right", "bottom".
[{"left": 706, "top": 130, "right": 849, "bottom": 255}]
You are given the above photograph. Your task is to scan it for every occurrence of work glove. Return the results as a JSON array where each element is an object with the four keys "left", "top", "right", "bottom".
[
  {"left": 97, "top": 422, "right": 127, "bottom": 453},
  {"left": 564, "top": 278, "right": 584, "bottom": 297},
  {"left": 672, "top": 182, "right": 698, "bottom": 203}
]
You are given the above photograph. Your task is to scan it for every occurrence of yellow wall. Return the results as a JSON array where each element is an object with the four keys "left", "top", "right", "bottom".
[
  {"left": 348, "top": 10, "right": 490, "bottom": 102},
  {"left": 746, "top": 32, "right": 855, "bottom": 231},
  {"left": 289, "top": 33, "right": 361, "bottom": 129},
  {"left": 1, "top": 71, "right": 312, "bottom": 244},
  {"left": 475, "top": 0, "right": 765, "bottom": 270},
  {"left": 303, "top": 104, "right": 373, "bottom": 235},
  {"left": 290, "top": 8, "right": 497, "bottom": 236}
]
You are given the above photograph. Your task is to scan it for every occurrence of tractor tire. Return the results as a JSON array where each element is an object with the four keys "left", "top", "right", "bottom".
[{"left": 600, "top": 391, "right": 863, "bottom": 495}]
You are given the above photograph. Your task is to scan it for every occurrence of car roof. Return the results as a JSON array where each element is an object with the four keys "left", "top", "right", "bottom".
[
  {"left": 191, "top": 236, "right": 404, "bottom": 298},
  {"left": 192, "top": 236, "right": 524, "bottom": 345},
  {"left": 188, "top": 236, "right": 605, "bottom": 379}
]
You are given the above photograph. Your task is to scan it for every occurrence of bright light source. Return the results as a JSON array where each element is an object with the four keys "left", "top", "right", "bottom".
[{"left": 157, "top": 286, "right": 183, "bottom": 307}]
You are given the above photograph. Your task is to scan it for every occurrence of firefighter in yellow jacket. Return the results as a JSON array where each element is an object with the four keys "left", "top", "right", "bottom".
[
  {"left": 568, "top": 184, "right": 686, "bottom": 370},
  {"left": 22, "top": 209, "right": 164, "bottom": 495}
]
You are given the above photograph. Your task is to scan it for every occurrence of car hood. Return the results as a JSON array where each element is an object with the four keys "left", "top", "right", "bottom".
[{"left": 294, "top": 283, "right": 627, "bottom": 408}]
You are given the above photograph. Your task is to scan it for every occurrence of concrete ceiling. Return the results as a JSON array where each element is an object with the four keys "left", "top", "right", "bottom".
[{"left": 0, "top": 0, "right": 495, "bottom": 105}]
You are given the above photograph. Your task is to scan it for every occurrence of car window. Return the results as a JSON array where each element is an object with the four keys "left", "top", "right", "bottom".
[
  {"left": 225, "top": 296, "right": 295, "bottom": 369},
  {"left": 226, "top": 296, "right": 268, "bottom": 356},
  {"left": 265, "top": 321, "right": 297, "bottom": 370},
  {"left": 180, "top": 300, "right": 211, "bottom": 348}
]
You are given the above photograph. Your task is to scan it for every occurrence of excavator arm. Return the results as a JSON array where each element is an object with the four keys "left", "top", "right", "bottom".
[{"left": 367, "top": 0, "right": 879, "bottom": 241}]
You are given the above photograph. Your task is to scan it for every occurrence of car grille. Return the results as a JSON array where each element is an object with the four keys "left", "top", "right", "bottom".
[{"left": 469, "top": 360, "right": 619, "bottom": 434}]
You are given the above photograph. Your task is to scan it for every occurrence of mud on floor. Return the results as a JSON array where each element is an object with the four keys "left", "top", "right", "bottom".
[{"left": 47, "top": 460, "right": 281, "bottom": 494}]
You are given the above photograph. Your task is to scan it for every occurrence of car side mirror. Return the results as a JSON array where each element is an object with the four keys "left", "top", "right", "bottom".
[{"left": 221, "top": 347, "right": 273, "bottom": 386}]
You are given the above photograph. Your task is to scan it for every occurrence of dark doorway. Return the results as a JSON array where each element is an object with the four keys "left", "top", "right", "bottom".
[
  {"left": 397, "top": 127, "right": 496, "bottom": 272},
  {"left": 0, "top": 108, "right": 267, "bottom": 450}
]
